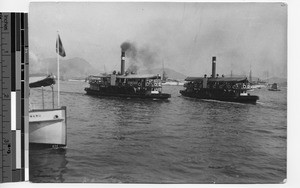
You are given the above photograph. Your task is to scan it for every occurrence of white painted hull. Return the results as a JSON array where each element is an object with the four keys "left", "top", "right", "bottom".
[{"left": 29, "top": 106, "right": 67, "bottom": 146}]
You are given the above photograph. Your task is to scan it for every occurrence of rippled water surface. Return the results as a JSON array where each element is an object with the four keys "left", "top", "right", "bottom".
[{"left": 29, "top": 81, "right": 287, "bottom": 183}]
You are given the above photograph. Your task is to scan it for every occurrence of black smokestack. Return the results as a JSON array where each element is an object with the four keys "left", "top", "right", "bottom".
[
  {"left": 120, "top": 41, "right": 138, "bottom": 73},
  {"left": 120, "top": 41, "right": 161, "bottom": 74},
  {"left": 121, "top": 51, "right": 125, "bottom": 75},
  {"left": 120, "top": 42, "right": 131, "bottom": 75},
  {"left": 120, "top": 41, "right": 137, "bottom": 74},
  {"left": 212, "top": 56, "right": 216, "bottom": 78}
]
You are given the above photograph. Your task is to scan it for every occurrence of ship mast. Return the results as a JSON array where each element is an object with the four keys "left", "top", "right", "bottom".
[
  {"left": 162, "top": 59, "right": 167, "bottom": 81},
  {"left": 103, "top": 65, "right": 107, "bottom": 75},
  {"left": 249, "top": 64, "right": 252, "bottom": 83},
  {"left": 230, "top": 62, "right": 233, "bottom": 77},
  {"left": 162, "top": 59, "right": 164, "bottom": 79},
  {"left": 57, "top": 32, "right": 60, "bottom": 107}
]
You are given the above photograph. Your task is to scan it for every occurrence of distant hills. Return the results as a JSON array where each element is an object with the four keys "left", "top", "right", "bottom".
[
  {"left": 30, "top": 56, "right": 187, "bottom": 80},
  {"left": 29, "top": 57, "right": 98, "bottom": 80},
  {"left": 30, "top": 57, "right": 286, "bottom": 85},
  {"left": 225, "top": 74, "right": 287, "bottom": 86},
  {"left": 139, "top": 68, "right": 187, "bottom": 81},
  {"left": 265, "top": 77, "right": 287, "bottom": 87},
  {"left": 248, "top": 76, "right": 287, "bottom": 86}
]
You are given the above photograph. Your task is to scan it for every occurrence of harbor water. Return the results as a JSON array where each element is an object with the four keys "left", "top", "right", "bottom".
[{"left": 29, "top": 81, "right": 287, "bottom": 183}]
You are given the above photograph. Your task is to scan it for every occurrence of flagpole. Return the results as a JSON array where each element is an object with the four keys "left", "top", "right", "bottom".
[{"left": 57, "top": 31, "right": 60, "bottom": 107}]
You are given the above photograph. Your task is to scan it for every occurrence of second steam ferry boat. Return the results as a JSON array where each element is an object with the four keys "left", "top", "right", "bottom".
[
  {"left": 180, "top": 57, "right": 259, "bottom": 104},
  {"left": 85, "top": 50, "right": 171, "bottom": 99}
]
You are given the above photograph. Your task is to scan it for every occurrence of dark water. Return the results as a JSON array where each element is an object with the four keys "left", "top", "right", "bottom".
[{"left": 29, "top": 81, "right": 287, "bottom": 183}]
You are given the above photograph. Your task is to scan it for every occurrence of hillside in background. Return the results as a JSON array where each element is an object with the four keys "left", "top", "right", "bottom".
[
  {"left": 29, "top": 57, "right": 98, "bottom": 80},
  {"left": 248, "top": 76, "right": 287, "bottom": 86},
  {"left": 29, "top": 56, "right": 187, "bottom": 81},
  {"left": 140, "top": 68, "right": 186, "bottom": 81},
  {"left": 265, "top": 77, "right": 287, "bottom": 87},
  {"left": 223, "top": 74, "right": 287, "bottom": 85},
  {"left": 29, "top": 57, "right": 286, "bottom": 86}
]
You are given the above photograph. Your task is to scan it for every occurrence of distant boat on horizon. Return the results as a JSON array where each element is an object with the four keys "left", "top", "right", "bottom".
[
  {"left": 68, "top": 78, "right": 86, "bottom": 82},
  {"left": 249, "top": 68, "right": 267, "bottom": 89},
  {"left": 162, "top": 79, "right": 184, "bottom": 86},
  {"left": 161, "top": 61, "right": 184, "bottom": 86},
  {"left": 268, "top": 83, "right": 281, "bottom": 91}
]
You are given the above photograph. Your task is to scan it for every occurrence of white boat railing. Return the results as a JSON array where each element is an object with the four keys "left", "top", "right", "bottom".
[
  {"left": 30, "top": 102, "right": 57, "bottom": 111},
  {"left": 30, "top": 84, "right": 55, "bottom": 110}
]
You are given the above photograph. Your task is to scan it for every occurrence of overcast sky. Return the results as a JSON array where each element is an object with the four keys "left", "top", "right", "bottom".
[{"left": 29, "top": 2, "right": 287, "bottom": 78}]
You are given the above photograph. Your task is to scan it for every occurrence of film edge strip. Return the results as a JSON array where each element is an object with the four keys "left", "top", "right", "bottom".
[{"left": 0, "top": 12, "right": 28, "bottom": 183}]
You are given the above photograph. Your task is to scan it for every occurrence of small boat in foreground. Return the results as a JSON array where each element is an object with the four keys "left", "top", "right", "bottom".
[{"left": 29, "top": 75, "right": 67, "bottom": 147}]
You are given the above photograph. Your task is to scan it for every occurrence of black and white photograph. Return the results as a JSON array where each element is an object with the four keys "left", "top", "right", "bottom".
[{"left": 28, "top": 2, "right": 287, "bottom": 183}]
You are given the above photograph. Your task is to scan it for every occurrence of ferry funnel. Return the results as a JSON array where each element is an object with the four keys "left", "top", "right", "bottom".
[
  {"left": 212, "top": 56, "right": 216, "bottom": 78},
  {"left": 121, "top": 51, "right": 125, "bottom": 75}
]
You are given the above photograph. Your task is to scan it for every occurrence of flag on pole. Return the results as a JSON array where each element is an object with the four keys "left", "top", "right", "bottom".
[{"left": 56, "top": 34, "right": 66, "bottom": 57}]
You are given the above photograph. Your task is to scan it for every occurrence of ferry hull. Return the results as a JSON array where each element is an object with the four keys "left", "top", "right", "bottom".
[
  {"left": 29, "top": 106, "right": 67, "bottom": 147},
  {"left": 85, "top": 88, "right": 170, "bottom": 99},
  {"left": 180, "top": 90, "right": 259, "bottom": 104}
]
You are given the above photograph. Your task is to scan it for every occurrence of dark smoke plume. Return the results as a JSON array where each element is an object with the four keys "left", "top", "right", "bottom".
[
  {"left": 121, "top": 41, "right": 133, "bottom": 51},
  {"left": 120, "top": 41, "right": 161, "bottom": 73}
]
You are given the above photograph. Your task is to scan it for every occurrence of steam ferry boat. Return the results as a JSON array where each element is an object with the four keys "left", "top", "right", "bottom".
[
  {"left": 180, "top": 57, "right": 259, "bottom": 104},
  {"left": 85, "top": 50, "right": 171, "bottom": 99}
]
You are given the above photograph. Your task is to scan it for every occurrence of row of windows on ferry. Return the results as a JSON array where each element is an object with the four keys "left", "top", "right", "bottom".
[
  {"left": 185, "top": 81, "right": 251, "bottom": 90},
  {"left": 89, "top": 77, "right": 162, "bottom": 87}
]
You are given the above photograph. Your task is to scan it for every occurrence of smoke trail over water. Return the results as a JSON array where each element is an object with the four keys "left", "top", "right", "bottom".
[{"left": 120, "top": 41, "right": 161, "bottom": 73}]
